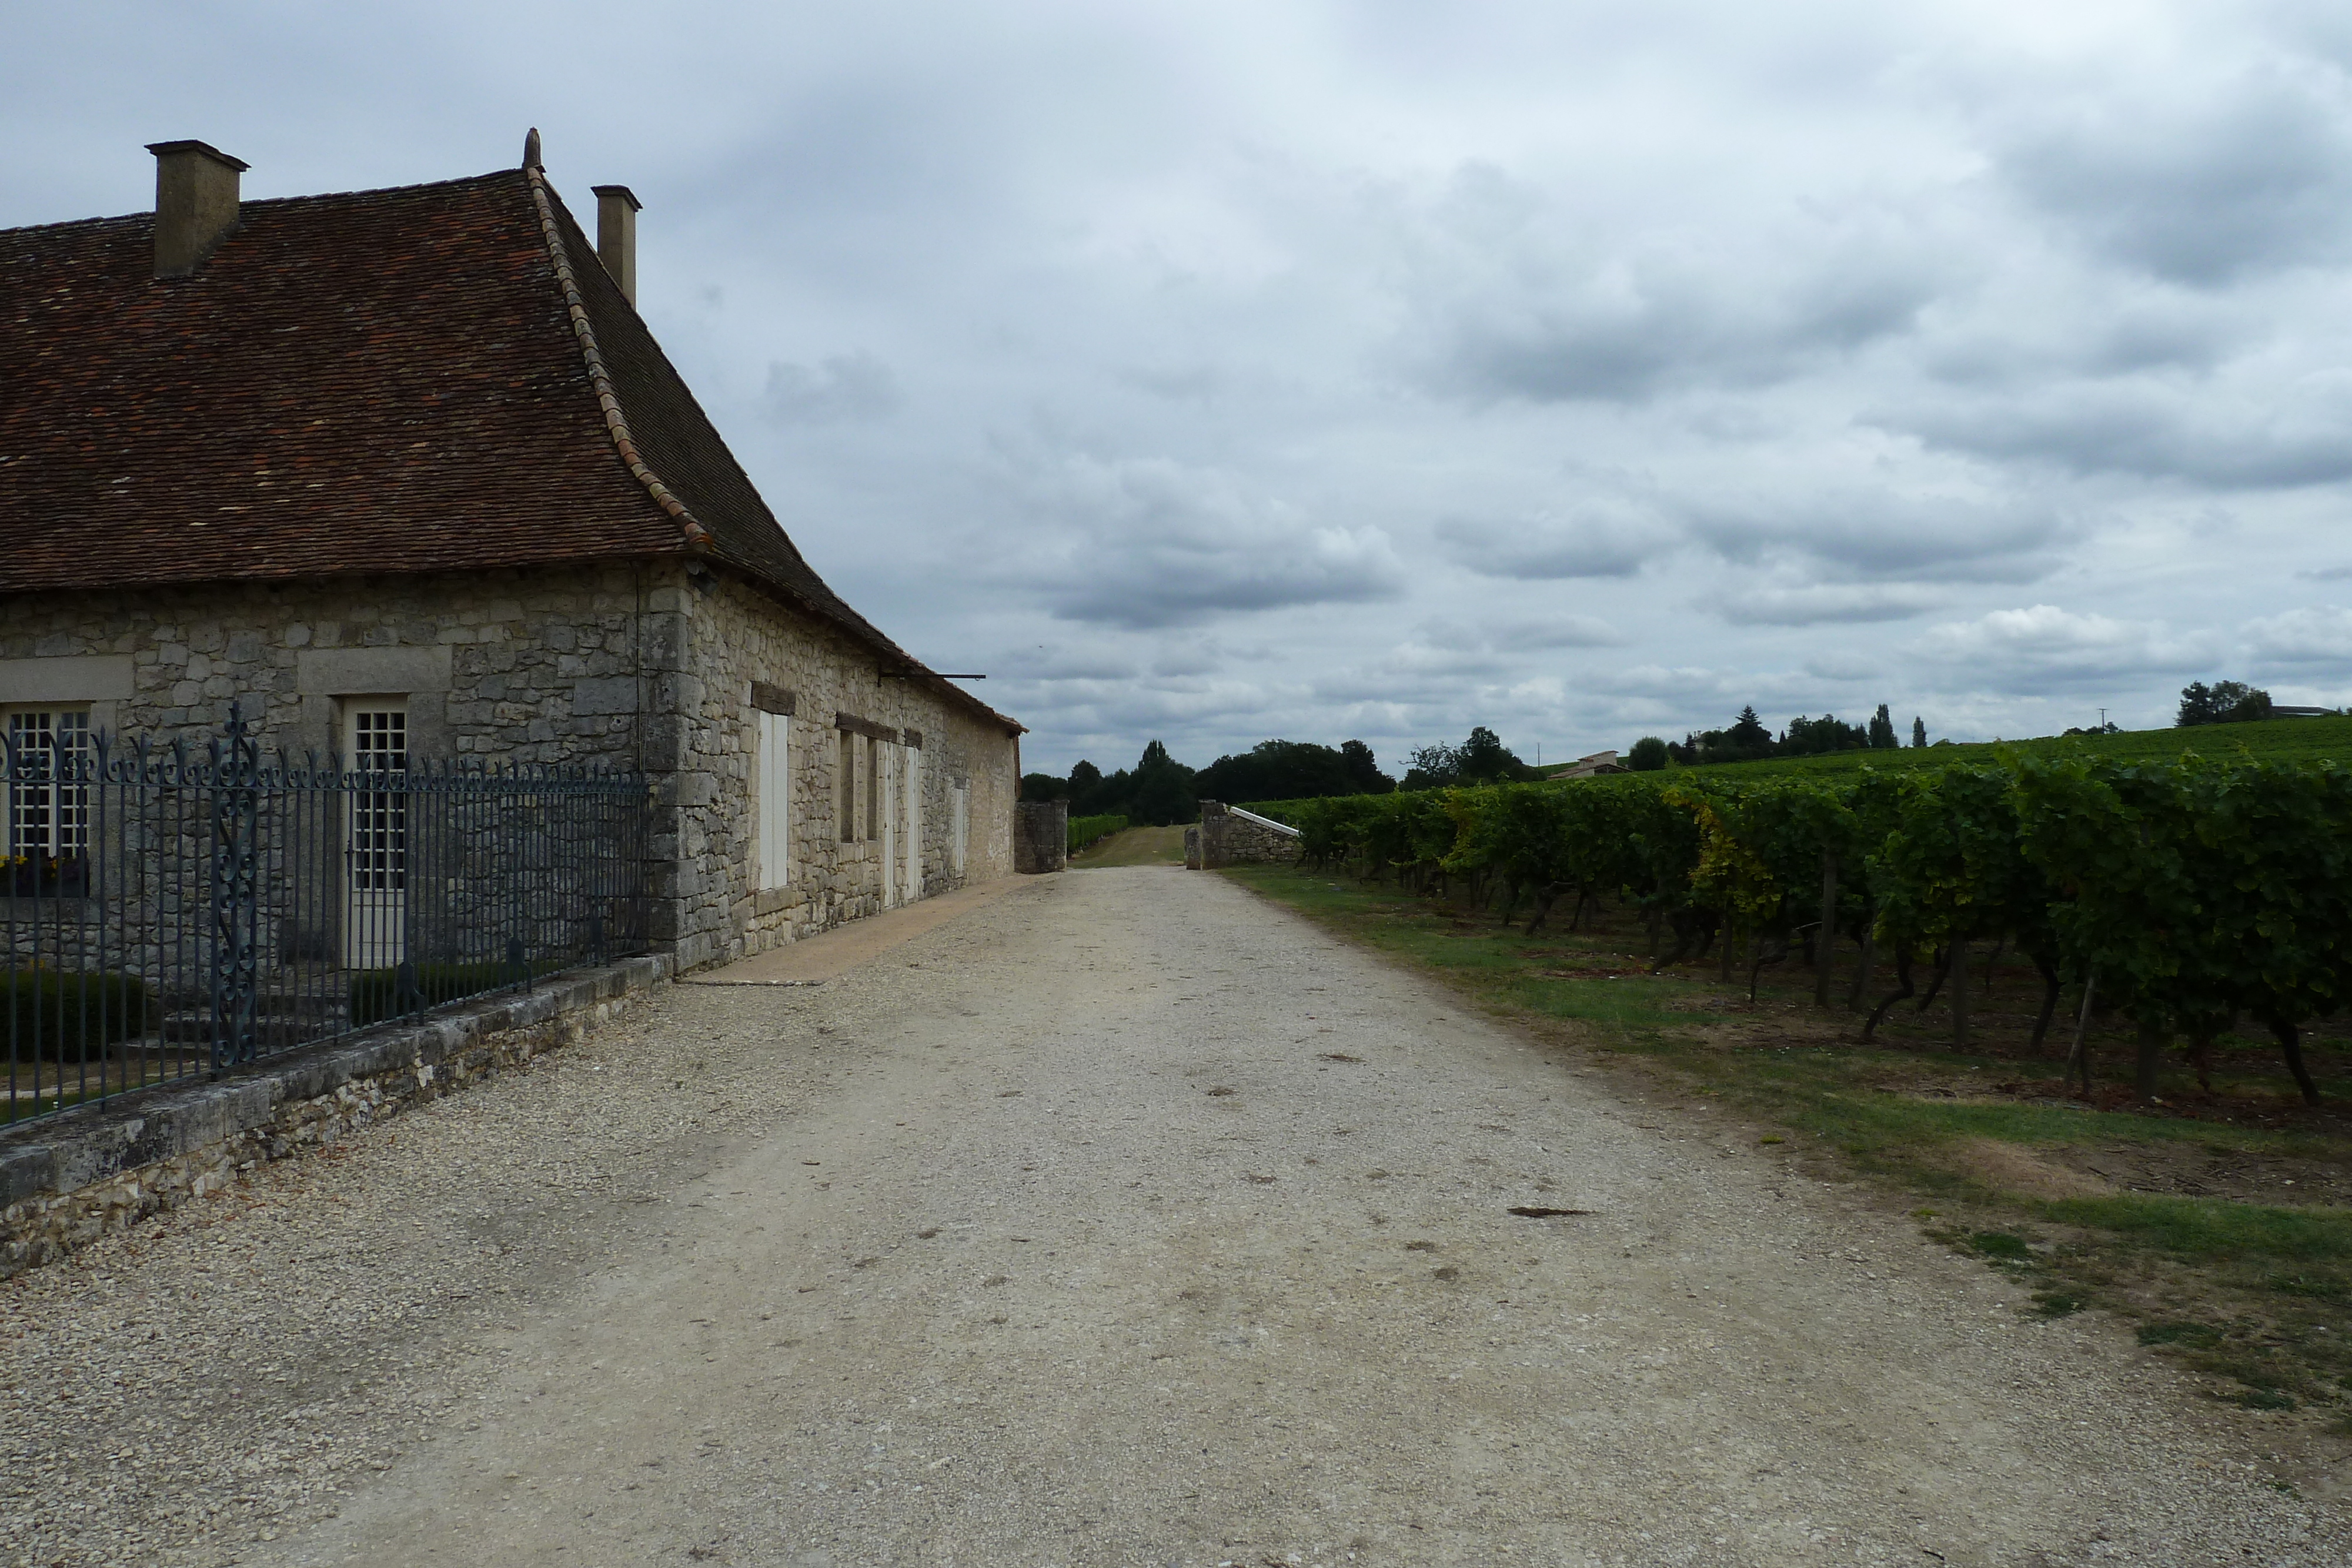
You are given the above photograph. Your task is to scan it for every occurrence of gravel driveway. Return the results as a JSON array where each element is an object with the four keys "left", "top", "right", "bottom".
[{"left": 5, "top": 867, "right": 2347, "bottom": 1567}]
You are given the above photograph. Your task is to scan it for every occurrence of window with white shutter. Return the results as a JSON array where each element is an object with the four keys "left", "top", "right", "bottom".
[{"left": 756, "top": 710, "right": 790, "bottom": 890}]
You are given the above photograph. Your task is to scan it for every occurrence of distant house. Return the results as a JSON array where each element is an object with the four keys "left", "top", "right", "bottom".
[
  {"left": 1544, "top": 750, "right": 1626, "bottom": 781},
  {"left": 0, "top": 136, "right": 1022, "bottom": 972}
]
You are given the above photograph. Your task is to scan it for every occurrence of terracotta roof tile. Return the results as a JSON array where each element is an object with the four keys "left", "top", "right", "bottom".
[{"left": 0, "top": 166, "right": 1021, "bottom": 734}]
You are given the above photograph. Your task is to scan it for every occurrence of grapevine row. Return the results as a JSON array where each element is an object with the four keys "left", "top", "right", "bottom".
[{"left": 1266, "top": 755, "right": 2352, "bottom": 1105}]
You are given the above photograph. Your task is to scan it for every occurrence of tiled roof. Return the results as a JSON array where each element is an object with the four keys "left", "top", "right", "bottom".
[{"left": 0, "top": 166, "right": 1019, "bottom": 734}]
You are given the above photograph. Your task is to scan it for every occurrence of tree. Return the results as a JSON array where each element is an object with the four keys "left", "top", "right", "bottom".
[
  {"left": 1401, "top": 726, "right": 1532, "bottom": 789},
  {"left": 1020, "top": 773, "right": 1067, "bottom": 802},
  {"left": 1783, "top": 714, "right": 1869, "bottom": 757},
  {"left": 1400, "top": 741, "right": 1460, "bottom": 791},
  {"left": 1628, "top": 736, "right": 1669, "bottom": 772},
  {"left": 1339, "top": 740, "right": 1394, "bottom": 794},
  {"left": 1867, "top": 704, "right": 1897, "bottom": 750},
  {"left": 2177, "top": 680, "right": 2272, "bottom": 727},
  {"left": 1911, "top": 716, "right": 1926, "bottom": 748},
  {"left": 1127, "top": 739, "right": 1197, "bottom": 825},
  {"left": 1458, "top": 726, "right": 1521, "bottom": 783},
  {"left": 1194, "top": 738, "right": 1389, "bottom": 804},
  {"left": 1726, "top": 707, "right": 1773, "bottom": 753}
]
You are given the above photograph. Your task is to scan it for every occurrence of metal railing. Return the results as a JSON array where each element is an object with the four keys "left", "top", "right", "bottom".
[{"left": 4, "top": 704, "right": 651, "bottom": 1126}]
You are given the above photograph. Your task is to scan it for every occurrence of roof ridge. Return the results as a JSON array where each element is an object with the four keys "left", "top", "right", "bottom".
[{"left": 523, "top": 166, "right": 712, "bottom": 554}]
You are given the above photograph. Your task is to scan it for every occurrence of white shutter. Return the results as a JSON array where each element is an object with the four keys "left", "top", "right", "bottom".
[
  {"left": 757, "top": 711, "right": 790, "bottom": 891},
  {"left": 900, "top": 747, "right": 923, "bottom": 900}
]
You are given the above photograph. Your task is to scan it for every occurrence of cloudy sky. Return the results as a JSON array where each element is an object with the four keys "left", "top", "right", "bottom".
[{"left": 14, "top": 2, "right": 2352, "bottom": 775}]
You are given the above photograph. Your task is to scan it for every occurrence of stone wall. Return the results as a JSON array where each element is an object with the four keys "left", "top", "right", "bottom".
[
  {"left": 0, "top": 564, "right": 654, "bottom": 767},
  {"left": 1013, "top": 800, "right": 1067, "bottom": 874},
  {"left": 667, "top": 570, "right": 1020, "bottom": 970},
  {"left": 0, "top": 954, "right": 666, "bottom": 1281},
  {"left": 0, "top": 559, "right": 1024, "bottom": 974},
  {"left": 1198, "top": 800, "right": 1301, "bottom": 868}
]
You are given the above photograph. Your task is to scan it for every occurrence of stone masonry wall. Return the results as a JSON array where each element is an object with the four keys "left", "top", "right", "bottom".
[
  {"left": 0, "top": 565, "right": 658, "bottom": 767},
  {"left": 0, "top": 559, "right": 1021, "bottom": 975},
  {"left": 662, "top": 569, "right": 1019, "bottom": 971},
  {"left": 1198, "top": 800, "right": 1302, "bottom": 868}
]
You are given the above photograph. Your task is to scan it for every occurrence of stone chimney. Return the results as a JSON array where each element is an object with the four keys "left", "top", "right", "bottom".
[
  {"left": 591, "top": 185, "right": 641, "bottom": 305},
  {"left": 145, "top": 140, "right": 248, "bottom": 278}
]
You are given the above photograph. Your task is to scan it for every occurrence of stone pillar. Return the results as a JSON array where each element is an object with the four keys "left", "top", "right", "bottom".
[{"left": 1013, "top": 800, "right": 1067, "bottom": 874}]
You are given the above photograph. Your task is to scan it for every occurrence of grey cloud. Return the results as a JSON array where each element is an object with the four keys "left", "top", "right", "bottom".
[
  {"left": 1912, "top": 606, "right": 2220, "bottom": 693},
  {"left": 763, "top": 351, "right": 901, "bottom": 423},
  {"left": 995, "top": 645, "right": 1143, "bottom": 682},
  {"left": 1401, "top": 168, "right": 1942, "bottom": 404},
  {"left": 1434, "top": 509, "right": 1668, "bottom": 579},
  {"left": 1011, "top": 453, "right": 1405, "bottom": 630},
  {"left": 1682, "top": 491, "right": 2072, "bottom": 582},
  {"left": 1715, "top": 584, "right": 1945, "bottom": 627},
  {"left": 2246, "top": 606, "right": 2352, "bottom": 667},
  {"left": 1417, "top": 615, "right": 1625, "bottom": 652},
  {"left": 1805, "top": 651, "right": 1882, "bottom": 681},
  {"left": 1492, "top": 616, "right": 1626, "bottom": 651},
  {"left": 1996, "top": 69, "right": 2352, "bottom": 287},
  {"left": 1917, "top": 297, "right": 2242, "bottom": 389},
  {"left": 1117, "top": 363, "right": 1227, "bottom": 402},
  {"left": 1887, "top": 379, "right": 2352, "bottom": 489}
]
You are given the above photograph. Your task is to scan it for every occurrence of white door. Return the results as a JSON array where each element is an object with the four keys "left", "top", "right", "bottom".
[
  {"left": 951, "top": 781, "right": 968, "bottom": 878},
  {"left": 878, "top": 744, "right": 900, "bottom": 909},
  {"left": 900, "top": 747, "right": 923, "bottom": 902},
  {"left": 756, "top": 711, "right": 789, "bottom": 891},
  {"left": 343, "top": 701, "right": 408, "bottom": 968}
]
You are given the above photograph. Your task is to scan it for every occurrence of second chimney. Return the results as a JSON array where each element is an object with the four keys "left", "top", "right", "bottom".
[
  {"left": 146, "top": 140, "right": 248, "bottom": 279},
  {"left": 592, "top": 185, "right": 641, "bottom": 305}
]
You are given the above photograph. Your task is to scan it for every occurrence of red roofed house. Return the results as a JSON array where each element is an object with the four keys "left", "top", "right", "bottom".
[{"left": 0, "top": 136, "right": 1023, "bottom": 971}]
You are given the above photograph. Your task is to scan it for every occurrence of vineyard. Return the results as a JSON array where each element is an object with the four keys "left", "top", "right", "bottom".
[
  {"left": 1253, "top": 751, "right": 2352, "bottom": 1105},
  {"left": 1224, "top": 737, "right": 2352, "bottom": 1414},
  {"left": 1667, "top": 713, "right": 2352, "bottom": 777},
  {"left": 1067, "top": 813, "right": 1130, "bottom": 855}
]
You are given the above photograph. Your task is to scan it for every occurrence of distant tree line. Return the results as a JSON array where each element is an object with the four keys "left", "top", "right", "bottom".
[
  {"left": 1647, "top": 703, "right": 1923, "bottom": 768},
  {"left": 1398, "top": 726, "right": 1536, "bottom": 789},
  {"left": 2177, "top": 681, "right": 2271, "bottom": 727},
  {"left": 1021, "top": 737, "right": 1396, "bottom": 825}
]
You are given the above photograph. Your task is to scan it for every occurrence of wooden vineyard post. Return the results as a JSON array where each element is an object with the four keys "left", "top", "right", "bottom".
[{"left": 2063, "top": 975, "right": 2097, "bottom": 1096}]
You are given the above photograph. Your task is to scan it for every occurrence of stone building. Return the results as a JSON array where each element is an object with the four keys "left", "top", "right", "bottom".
[{"left": 0, "top": 136, "right": 1022, "bottom": 972}]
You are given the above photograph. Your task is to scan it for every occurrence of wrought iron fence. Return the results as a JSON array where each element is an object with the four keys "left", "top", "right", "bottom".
[{"left": 4, "top": 704, "right": 652, "bottom": 1126}]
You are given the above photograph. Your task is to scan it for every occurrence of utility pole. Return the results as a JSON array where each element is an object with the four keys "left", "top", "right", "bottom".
[{"left": 2099, "top": 707, "right": 2107, "bottom": 733}]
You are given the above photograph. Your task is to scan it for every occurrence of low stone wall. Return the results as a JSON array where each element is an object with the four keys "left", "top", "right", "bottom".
[
  {"left": 1198, "top": 801, "right": 1301, "bottom": 868},
  {"left": 1013, "top": 800, "right": 1067, "bottom": 874},
  {"left": 0, "top": 954, "right": 669, "bottom": 1281}
]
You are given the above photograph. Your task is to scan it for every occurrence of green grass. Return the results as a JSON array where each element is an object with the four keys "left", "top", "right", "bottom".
[
  {"left": 1069, "top": 824, "right": 1187, "bottom": 868},
  {"left": 2040, "top": 1195, "right": 2352, "bottom": 1263},
  {"left": 1221, "top": 858, "right": 2352, "bottom": 1422}
]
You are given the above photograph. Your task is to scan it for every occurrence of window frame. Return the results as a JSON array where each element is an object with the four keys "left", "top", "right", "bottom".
[{"left": 4, "top": 706, "right": 96, "bottom": 896}]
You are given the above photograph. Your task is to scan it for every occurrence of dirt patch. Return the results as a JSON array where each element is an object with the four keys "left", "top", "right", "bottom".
[
  {"left": 1945, "top": 1137, "right": 2117, "bottom": 1201},
  {"left": 2046, "top": 1142, "right": 2352, "bottom": 1207}
]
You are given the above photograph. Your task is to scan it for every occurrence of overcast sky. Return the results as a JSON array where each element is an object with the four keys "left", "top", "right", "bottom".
[{"left": 13, "top": 2, "right": 2352, "bottom": 774}]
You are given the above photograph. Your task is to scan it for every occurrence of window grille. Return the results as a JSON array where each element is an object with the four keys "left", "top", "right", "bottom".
[{"left": 6, "top": 708, "right": 92, "bottom": 867}]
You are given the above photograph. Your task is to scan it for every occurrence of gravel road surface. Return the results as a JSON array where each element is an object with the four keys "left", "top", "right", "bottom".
[{"left": 5, "top": 867, "right": 2347, "bottom": 1567}]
